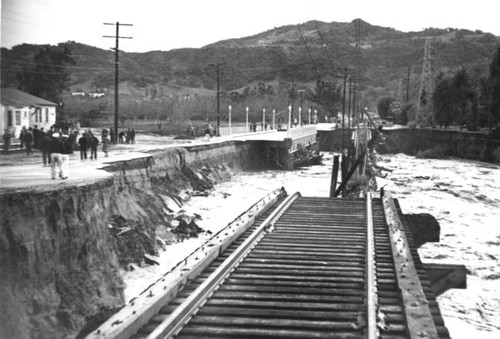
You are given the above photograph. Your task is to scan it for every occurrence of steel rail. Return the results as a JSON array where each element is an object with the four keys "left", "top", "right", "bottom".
[
  {"left": 146, "top": 192, "right": 302, "bottom": 339},
  {"left": 381, "top": 190, "right": 439, "bottom": 339},
  {"left": 365, "top": 192, "right": 378, "bottom": 338}
]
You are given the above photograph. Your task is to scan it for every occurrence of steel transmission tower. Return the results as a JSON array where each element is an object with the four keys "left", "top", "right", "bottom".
[
  {"left": 394, "top": 79, "right": 403, "bottom": 104},
  {"left": 416, "top": 38, "right": 433, "bottom": 126}
]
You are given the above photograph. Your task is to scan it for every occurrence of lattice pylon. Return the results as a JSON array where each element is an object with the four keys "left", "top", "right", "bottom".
[
  {"left": 394, "top": 79, "right": 403, "bottom": 104},
  {"left": 416, "top": 38, "right": 434, "bottom": 126}
]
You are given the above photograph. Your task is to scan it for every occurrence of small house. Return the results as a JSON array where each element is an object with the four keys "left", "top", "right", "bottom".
[{"left": 0, "top": 88, "right": 57, "bottom": 139}]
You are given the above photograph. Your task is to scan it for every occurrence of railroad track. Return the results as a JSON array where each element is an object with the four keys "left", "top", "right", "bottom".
[{"left": 91, "top": 190, "right": 450, "bottom": 339}]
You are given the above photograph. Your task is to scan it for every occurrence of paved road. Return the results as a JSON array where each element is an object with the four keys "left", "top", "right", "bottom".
[{"left": 0, "top": 129, "right": 295, "bottom": 193}]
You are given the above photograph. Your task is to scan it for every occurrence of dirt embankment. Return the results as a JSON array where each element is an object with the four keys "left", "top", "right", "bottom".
[{"left": 0, "top": 142, "right": 252, "bottom": 339}]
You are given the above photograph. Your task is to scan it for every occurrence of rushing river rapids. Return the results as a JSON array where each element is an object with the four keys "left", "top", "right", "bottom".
[
  {"left": 377, "top": 154, "right": 500, "bottom": 339},
  {"left": 123, "top": 152, "right": 499, "bottom": 339}
]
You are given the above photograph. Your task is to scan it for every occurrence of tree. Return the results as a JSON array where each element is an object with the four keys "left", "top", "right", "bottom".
[
  {"left": 486, "top": 46, "right": 500, "bottom": 123},
  {"left": 400, "top": 103, "right": 414, "bottom": 125},
  {"left": 432, "top": 72, "right": 456, "bottom": 128},
  {"left": 389, "top": 100, "right": 402, "bottom": 122},
  {"left": 311, "top": 79, "right": 343, "bottom": 117},
  {"left": 452, "top": 68, "right": 478, "bottom": 130},
  {"left": 156, "top": 110, "right": 169, "bottom": 130},
  {"left": 433, "top": 68, "right": 479, "bottom": 129},
  {"left": 18, "top": 44, "right": 75, "bottom": 104},
  {"left": 376, "top": 97, "right": 396, "bottom": 120}
]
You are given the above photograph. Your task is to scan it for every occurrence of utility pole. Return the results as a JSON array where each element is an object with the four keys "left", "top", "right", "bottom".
[
  {"left": 342, "top": 68, "right": 348, "bottom": 148},
  {"left": 341, "top": 68, "right": 349, "bottom": 198},
  {"left": 348, "top": 77, "right": 352, "bottom": 129},
  {"left": 104, "top": 22, "right": 133, "bottom": 143},
  {"left": 406, "top": 65, "right": 412, "bottom": 103},
  {"left": 209, "top": 62, "right": 227, "bottom": 136}
]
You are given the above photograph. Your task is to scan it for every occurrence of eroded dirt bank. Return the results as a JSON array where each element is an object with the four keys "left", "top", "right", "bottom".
[{"left": 0, "top": 141, "right": 254, "bottom": 339}]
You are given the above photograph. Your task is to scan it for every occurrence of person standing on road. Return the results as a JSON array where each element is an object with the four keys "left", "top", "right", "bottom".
[
  {"left": 19, "top": 126, "right": 27, "bottom": 150},
  {"left": 39, "top": 132, "right": 52, "bottom": 166},
  {"left": 78, "top": 133, "right": 89, "bottom": 160},
  {"left": 89, "top": 132, "right": 99, "bottom": 160},
  {"left": 48, "top": 133, "right": 64, "bottom": 179},
  {"left": 130, "top": 127, "right": 136, "bottom": 144},
  {"left": 59, "top": 135, "right": 72, "bottom": 179},
  {"left": 24, "top": 128, "right": 34, "bottom": 155},
  {"left": 102, "top": 129, "right": 109, "bottom": 157},
  {"left": 2, "top": 129, "right": 11, "bottom": 153},
  {"left": 204, "top": 127, "right": 211, "bottom": 142},
  {"left": 33, "top": 125, "right": 41, "bottom": 149}
]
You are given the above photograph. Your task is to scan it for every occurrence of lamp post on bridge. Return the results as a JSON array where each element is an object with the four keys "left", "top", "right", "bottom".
[
  {"left": 298, "top": 89, "right": 305, "bottom": 127},
  {"left": 228, "top": 105, "right": 232, "bottom": 135},
  {"left": 272, "top": 109, "right": 276, "bottom": 130},
  {"left": 288, "top": 105, "right": 292, "bottom": 130},
  {"left": 262, "top": 108, "right": 266, "bottom": 131},
  {"left": 246, "top": 107, "right": 249, "bottom": 132}
]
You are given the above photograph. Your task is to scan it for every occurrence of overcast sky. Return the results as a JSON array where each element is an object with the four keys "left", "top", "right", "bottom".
[{"left": 1, "top": 0, "right": 499, "bottom": 53}]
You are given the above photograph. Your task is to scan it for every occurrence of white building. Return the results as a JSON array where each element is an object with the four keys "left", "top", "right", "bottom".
[{"left": 1, "top": 88, "right": 57, "bottom": 139}]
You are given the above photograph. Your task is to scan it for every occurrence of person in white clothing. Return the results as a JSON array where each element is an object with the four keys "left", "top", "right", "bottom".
[
  {"left": 48, "top": 133, "right": 71, "bottom": 179},
  {"left": 50, "top": 153, "right": 65, "bottom": 179}
]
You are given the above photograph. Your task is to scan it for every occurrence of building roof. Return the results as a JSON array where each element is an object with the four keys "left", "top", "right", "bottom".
[{"left": 0, "top": 88, "right": 57, "bottom": 107}]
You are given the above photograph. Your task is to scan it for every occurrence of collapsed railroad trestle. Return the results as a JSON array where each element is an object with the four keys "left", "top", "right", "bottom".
[{"left": 89, "top": 188, "right": 466, "bottom": 339}]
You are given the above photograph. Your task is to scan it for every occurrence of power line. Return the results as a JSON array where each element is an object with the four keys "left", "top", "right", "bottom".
[
  {"left": 296, "top": 24, "right": 320, "bottom": 78},
  {"left": 312, "top": 20, "right": 337, "bottom": 75}
]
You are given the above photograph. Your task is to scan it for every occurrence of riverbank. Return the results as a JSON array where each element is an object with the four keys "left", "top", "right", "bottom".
[
  {"left": 0, "top": 136, "right": 257, "bottom": 339},
  {"left": 317, "top": 127, "right": 500, "bottom": 163}
]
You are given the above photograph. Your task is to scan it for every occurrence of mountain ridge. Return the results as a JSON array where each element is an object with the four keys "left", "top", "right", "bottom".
[{"left": 2, "top": 19, "right": 499, "bottom": 106}]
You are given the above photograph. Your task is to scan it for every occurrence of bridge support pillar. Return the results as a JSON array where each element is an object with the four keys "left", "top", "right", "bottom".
[
  {"left": 284, "top": 153, "right": 294, "bottom": 170},
  {"left": 424, "top": 263, "right": 467, "bottom": 296}
]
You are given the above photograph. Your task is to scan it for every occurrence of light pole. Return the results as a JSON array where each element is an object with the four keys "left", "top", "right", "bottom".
[
  {"left": 288, "top": 105, "right": 292, "bottom": 130},
  {"left": 272, "top": 109, "right": 276, "bottom": 130},
  {"left": 228, "top": 105, "right": 232, "bottom": 135},
  {"left": 298, "top": 89, "right": 305, "bottom": 127},
  {"left": 246, "top": 107, "right": 249, "bottom": 132},
  {"left": 262, "top": 108, "right": 266, "bottom": 131}
]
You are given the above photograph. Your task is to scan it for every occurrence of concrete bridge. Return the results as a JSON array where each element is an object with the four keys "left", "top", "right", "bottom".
[{"left": 220, "top": 125, "right": 318, "bottom": 169}]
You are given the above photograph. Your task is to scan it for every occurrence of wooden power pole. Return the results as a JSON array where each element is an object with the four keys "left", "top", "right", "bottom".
[{"left": 103, "top": 22, "right": 133, "bottom": 143}]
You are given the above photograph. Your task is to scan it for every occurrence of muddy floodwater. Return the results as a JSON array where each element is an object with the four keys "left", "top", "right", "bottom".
[
  {"left": 378, "top": 154, "right": 500, "bottom": 339},
  {"left": 124, "top": 152, "right": 500, "bottom": 339}
]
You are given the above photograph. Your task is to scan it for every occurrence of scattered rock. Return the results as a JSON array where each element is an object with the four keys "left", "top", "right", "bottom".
[
  {"left": 109, "top": 215, "right": 157, "bottom": 269},
  {"left": 144, "top": 253, "right": 160, "bottom": 265},
  {"left": 172, "top": 219, "right": 204, "bottom": 239}
]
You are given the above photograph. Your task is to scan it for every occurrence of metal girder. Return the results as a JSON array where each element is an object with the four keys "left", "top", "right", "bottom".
[{"left": 382, "top": 191, "right": 439, "bottom": 339}]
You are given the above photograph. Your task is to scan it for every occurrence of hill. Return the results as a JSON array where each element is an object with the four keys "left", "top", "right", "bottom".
[{"left": 2, "top": 19, "right": 499, "bottom": 111}]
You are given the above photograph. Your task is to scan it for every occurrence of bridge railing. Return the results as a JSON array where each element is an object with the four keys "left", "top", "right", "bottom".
[
  {"left": 219, "top": 123, "right": 277, "bottom": 136},
  {"left": 286, "top": 125, "right": 317, "bottom": 138}
]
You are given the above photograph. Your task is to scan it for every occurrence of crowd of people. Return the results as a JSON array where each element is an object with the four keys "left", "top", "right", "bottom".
[{"left": 3, "top": 125, "right": 137, "bottom": 180}]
